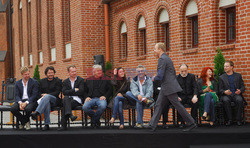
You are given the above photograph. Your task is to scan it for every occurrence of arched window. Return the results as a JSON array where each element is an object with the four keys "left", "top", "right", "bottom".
[
  {"left": 19, "top": 1, "right": 24, "bottom": 67},
  {"left": 47, "top": 0, "right": 56, "bottom": 61},
  {"left": 186, "top": 0, "right": 198, "bottom": 48},
  {"left": 120, "top": 22, "right": 127, "bottom": 59},
  {"left": 62, "top": 0, "right": 71, "bottom": 59},
  {"left": 137, "top": 15, "right": 146, "bottom": 56},
  {"left": 219, "top": 0, "right": 236, "bottom": 44},
  {"left": 157, "top": 8, "right": 170, "bottom": 51}
]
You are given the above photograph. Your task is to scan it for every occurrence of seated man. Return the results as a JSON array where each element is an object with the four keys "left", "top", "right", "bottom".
[
  {"left": 31, "top": 66, "right": 62, "bottom": 131},
  {"left": 59, "top": 65, "right": 85, "bottom": 130},
  {"left": 219, "top": 60, "right": 245, "bottom": 126},
  {"left": 11, "top": 66, "right": 38, "bottom": 130},
  {"left": 82, "top": 65, "right": 113, "bottom": 128},
  {"left": 126, "top": 65, "right": 154, "bottom": 128},
  {"left": 176, "top": 64, "right": 198, "bottom": 127}
]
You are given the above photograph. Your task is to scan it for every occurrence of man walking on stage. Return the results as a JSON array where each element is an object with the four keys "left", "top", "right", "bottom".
[{"left": 146, "top": 43, "right": 197, "bottom": 132}]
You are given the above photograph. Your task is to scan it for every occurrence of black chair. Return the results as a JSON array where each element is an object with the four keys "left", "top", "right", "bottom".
[{"left": 0, "top": 78, "right": 16, "bottom": 129}]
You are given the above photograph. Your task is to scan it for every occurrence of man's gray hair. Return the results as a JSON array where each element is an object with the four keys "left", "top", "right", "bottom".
[
  {"left": 136, "top": 65, "right": 146, "bottom": 71},
  {"left": 92, "top": 64, "right": 102, "bottom": 70}
]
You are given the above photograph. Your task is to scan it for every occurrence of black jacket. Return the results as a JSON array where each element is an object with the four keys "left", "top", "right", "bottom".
[
  {"left": 39, "top": 77, "right": 62, "bottom": 99},
  {"left": 219, "top": 72, "right": 245, "bottom": 96},
  {"left": 177, "top": 73, "right": 197, "bottom": 100},
  {"left": 15, "top": 78, "right": 38, "bottom": 103},
  {"left": 62, "top": 76, "right": 85, "bottom": 102},
  {"left": 85, "top": 76, "right": 113, "bottom": 100}
]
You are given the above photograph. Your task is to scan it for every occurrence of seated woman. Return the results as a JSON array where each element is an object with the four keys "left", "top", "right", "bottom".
[
  {"left": 197, "top": 67, "right": 218, "bottom": 126},
  {"left": 108, "top": 67, "right": 130, "bottom": 129}
]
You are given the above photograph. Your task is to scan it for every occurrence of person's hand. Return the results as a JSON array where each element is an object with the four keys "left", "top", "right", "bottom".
[
  {"left": 235, "top": 89, "right": 241, "bottom": 95},
  {"left": 117, "top": 93, "right": 123, "bottom": 97},
  {"left": 21, "top": 102, "right": 27, "bottom": 109},
  {"left": 224, "top": 90, "right": 232, "bottom": 95},
  {"left": 100, "top": 96, "right": 106, "bottom": 100},
  {"left": 85, "top": 97, "right": 92, "bottom": 102},
  {"left": 178, "top": 97, "right": 182, "bottom": 102},
  {"left": 114, "top": 68, "right": 117, "bottom": 75},
  {"left": 19, "top": 103, "right": 24, "bottom": 110},
  {"left": 137, "top": 95, "right": 143, "bottom": 101},
  {"left": 41, "top": 93, "right": 47, "bottom": 97},
  {"left": 75, "top": 88, "right": 79, "bottom": 92},
  {"left": 192, "top": 95, "right": 198, "bottom": 104}
]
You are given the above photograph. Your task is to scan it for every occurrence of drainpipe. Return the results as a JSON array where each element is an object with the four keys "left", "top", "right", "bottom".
[
  {"left": 8, "top": 0, "right": 14, "bottom": 78},
  {"left": 104, "top": 3, "right": 110, "bottom": 62}
]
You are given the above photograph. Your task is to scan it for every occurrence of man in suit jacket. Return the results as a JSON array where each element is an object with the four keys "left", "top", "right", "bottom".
[
  {"left": 82, "top": 64, "right": 113, "bottom": 128},
  {"left": 219, "top": 61, "right": 245, "bottom": 126},
  {"left": 59, "top": 65, "right": 85, "bottom": 130},
  {"left": 31, "top": 66, "right": 62, "bottom": 131},
  {"left": 147, "top": 43, "right": 196, "bottom": 132},
  {"left": 11, "top": 66, "right": 38, "bottom": 130}
]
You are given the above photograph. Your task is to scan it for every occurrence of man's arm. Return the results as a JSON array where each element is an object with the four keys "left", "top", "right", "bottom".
[
  {"left": 48, "top": 78, "right": 62, "bottom": 97},
  {"left": 15, "top": 83, "right": 22, "bottom": 103},
  {"left": 154, "top": 58, "right": 166, "bottom": 81},
  {"left": 62, "top": 79, "right": 75, "bottom": 96},
  {"left": 29, "top": 80, "right": 39, "bottom": 102}
]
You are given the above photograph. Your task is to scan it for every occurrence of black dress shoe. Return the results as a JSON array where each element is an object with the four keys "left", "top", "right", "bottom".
[
  {"left": 226, "top": 120, "right": 232, "bottom": 126},
  {"left": 96, "top": 120, "right": 101, "bottom": 127},
  {"left": 237, "top": 121, "right": 242, "bottom": 126},
  {"left": 144, "top": 124, "right": 156, "bottom": 132},
  {"left": 57, "top": 126, "right": 67, "bottom": 131},
  {"left": 42, "top": 125, "right": 50, "bottom": 131},
  {"left": 183, "top": 123, "right": 197, "bottom": 132},
  {"left": 31, "top": 112, "right": 39, "bottom": 120},
  {"left": 70, "top": 115, "right": 77, "bottom": 122}
]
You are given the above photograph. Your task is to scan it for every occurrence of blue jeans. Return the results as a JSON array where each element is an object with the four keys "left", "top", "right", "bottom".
[
  {"left": 35, "top": 94, "right": 57, "bottom": 125},
  {"left": 126, "top": 91, "right": 144, "bottom": 124},
  {"left": 82, "top": 97, "right": 107, "bottom": 124},
  {"left": 112, "top": 96, "right": 125, "bottom": 125},
  {"left": 204, "top": 93, "right": 215, "bottom": 122}
]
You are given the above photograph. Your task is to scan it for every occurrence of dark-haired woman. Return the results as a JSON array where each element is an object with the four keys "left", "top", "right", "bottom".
[{"left": 108, "top": 67, "right": 130, "bottom": 129}]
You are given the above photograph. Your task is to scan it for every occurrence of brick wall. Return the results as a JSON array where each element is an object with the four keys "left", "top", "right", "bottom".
[{"left": 109, "top": 0, "right": 250, "bottom": 122}]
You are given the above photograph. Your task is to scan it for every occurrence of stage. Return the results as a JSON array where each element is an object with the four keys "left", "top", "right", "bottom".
[{"left": 0, "top": 124, "right": 250, "bottom": 148}]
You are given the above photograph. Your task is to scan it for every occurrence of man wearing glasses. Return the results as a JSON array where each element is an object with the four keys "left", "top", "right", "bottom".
[{"left": 126, "top": 65, "right": 154, "bottom": 128}]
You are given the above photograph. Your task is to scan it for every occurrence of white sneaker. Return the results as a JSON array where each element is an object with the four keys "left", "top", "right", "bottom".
[
  {"left": 25, "top": 122, "right": 31, "bottom": 130},
  {"left": 19, "top": 124, "right": 24, "bottom": 130}
]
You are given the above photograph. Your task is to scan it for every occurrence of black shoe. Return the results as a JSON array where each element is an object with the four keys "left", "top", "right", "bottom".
[
  {"left": 57, "top": 126, "right": 67, "bottom": 131},
  {"left": 183, "top": 123, "right": 197, "bottom": 132},
  {"left": 42, "top": 125, "right": 50, "bottom": 131},
  {"left": 179, "top": 122, "right": 185, "bottom": 128},
  {"left": 226, "top": 120, "right": 232, "bottom": 126},
  {"left": 70, "top": 115, "right": 77, "bottom": 122},
  {"left": 144, "top": 124, "right": 156, "bottom": 132},
  {"left": 237, "top": 121, "right": 242, "bottom": 126},
  {"left": 31, "top": 112, "right": 39, "bottom": 120},
  {"left": 96, "top": 120, "right": 101, "bottom": 127}
]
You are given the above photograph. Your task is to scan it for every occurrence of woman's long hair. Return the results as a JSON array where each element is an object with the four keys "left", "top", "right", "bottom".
[
  {"left": 116, "top": 67, "right": 127, "bottom": 85},
  {"left": 200, "top": 67, "right": 215, "bottom": 85}
]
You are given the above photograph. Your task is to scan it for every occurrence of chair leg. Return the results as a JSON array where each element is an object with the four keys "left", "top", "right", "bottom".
[
  {"left": 39, "top": 114, "right": 42, "bottom": 130},
  {"left": 1, "top": 111, "right": 3, "bottom": 129},
  {"left": 84, "top": 112, "right": 88, "bottom": 127},
  {"left": 132, "top": 108, "right": 136, "bottom": 127},
  {"left": 58, "top": 109, "right": 61, "bottom": 128},
  {"left": 172, "top": 107, "right": 176, "bottom": 126},
  {"left": 129, "top": 109, "right": 131, "bottom": 127},
  {"left": 81, "top": 109, "right": 84, "bottom": 127},
  {"left": 36, "top": 115, "right": 38, "bottom": 130}
]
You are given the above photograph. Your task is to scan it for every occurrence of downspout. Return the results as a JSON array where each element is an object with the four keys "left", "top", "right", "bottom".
[
  {"left": 104, "top": 3, "right": 110, "bottom": 62},
  {"left": 8, "top": 0, "right": 14, "bottom": 78}
]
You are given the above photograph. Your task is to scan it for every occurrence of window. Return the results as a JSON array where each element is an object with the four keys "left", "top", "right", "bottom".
[
  {"left": 192, "top": 16, "right": 198, "bottom": 48},
  {"left": 137, "top": 16, "right": 146, "bottom": 56},
  {"left": 27, "top": 0, "right": 32, "bottom": 65},
  {"left": 158, "top": 9, "right": 170, "bottom": 51},
  {"left": 120, "top": 22, "right": 127, "bottom": 59},
  {"left": 47, "top": 0, "right": 56, "bottom": 61},
  {"left": 226, "top": 7, "right": 236, "bottom": 43},
  {"left": 39, "top": 51, "right": 43, "bottom": 64},
  {"left": 62, "top": 0, "right": 71, "bottom": 58},
  {"left": 19, "top": 1, "right": 23, "bottom": 62}
]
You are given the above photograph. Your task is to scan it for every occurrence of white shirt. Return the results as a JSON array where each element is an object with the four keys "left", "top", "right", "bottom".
[
  {"left": 138, "top": 76, "right": 146, "bottom": 96},
  {"left": 70, "top": 77, "right": 82, "bottom": 104},
  {"left": 20, "top": 79, "right": 29, "bottom": 104}
]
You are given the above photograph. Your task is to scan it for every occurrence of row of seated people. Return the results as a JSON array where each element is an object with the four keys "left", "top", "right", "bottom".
[{"left": 10, "top": 60, "right": 245, "bottom": 131}]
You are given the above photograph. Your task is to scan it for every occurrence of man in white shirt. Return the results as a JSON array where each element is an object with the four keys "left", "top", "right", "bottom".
[
  {"left": 59, "top": 65, "right": 85, "bottom": 130},
  {"left": 11, "top": 66, "right": 38, "bottom": 130}
]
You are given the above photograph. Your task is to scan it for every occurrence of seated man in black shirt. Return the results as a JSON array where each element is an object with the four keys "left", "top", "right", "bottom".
[
  {"left": 59, "top": 65, "right": 85, "bottom": 130},
  {"left": 31, "top": 66, "right": 62, "bottom": 131},
  {"left": 82, "top": 64, "right": 113, "bottom": 127}
]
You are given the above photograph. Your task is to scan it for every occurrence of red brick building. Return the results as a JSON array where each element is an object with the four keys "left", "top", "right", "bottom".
[{"left": 2, "top": 0, "right": 250, "bottom": 122}]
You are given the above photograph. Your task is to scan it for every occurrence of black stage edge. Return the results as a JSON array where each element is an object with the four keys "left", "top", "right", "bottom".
[{"left": 1, "top": 124, "right": 250, "bottom": 148}]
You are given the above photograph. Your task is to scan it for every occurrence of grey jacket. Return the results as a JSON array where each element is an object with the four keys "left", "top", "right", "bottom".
[
  {"left": 130, "top": 75, "right": 153, "bottom": 100},
  {"left": 154, "top": 53, "right": 182, "bottom": 96}
]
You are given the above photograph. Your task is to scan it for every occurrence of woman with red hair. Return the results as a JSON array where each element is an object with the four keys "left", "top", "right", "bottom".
[{"left": 197, "top": 67, "right": 218, "bottom": 126}]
